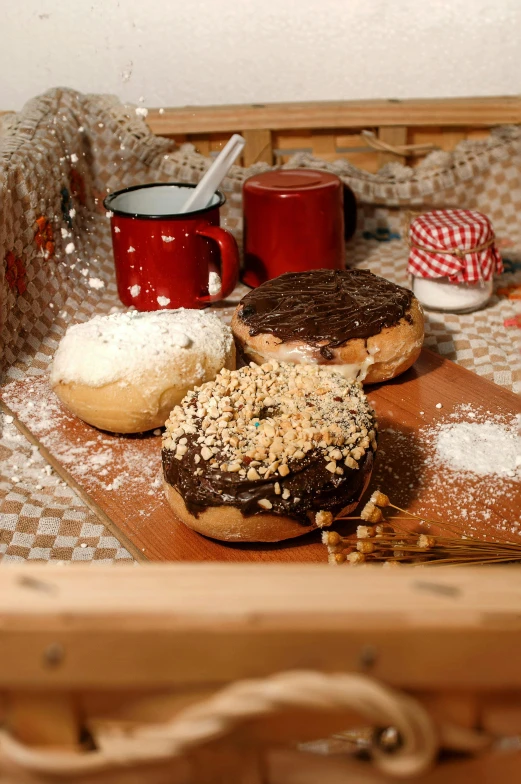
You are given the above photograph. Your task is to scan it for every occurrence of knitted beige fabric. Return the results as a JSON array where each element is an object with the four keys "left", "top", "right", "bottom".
[{"left": 1, "top": 88, "right": 520, "bottom": 562}]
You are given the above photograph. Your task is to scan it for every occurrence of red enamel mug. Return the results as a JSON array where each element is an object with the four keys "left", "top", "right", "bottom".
[
  {"left": 104, "top": 183, "right": 239, "bottom": 310},
  {"left": 242, "top": 169, "right": 353, "bottom": 287}
]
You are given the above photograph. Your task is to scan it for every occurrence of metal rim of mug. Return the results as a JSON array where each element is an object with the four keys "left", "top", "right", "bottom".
[{"left": 103, "top": 182, "right": 226, "bottom": 220}]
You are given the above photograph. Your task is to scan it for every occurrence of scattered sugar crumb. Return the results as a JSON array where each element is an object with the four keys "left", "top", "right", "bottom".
[
  {"left": 80, "top": 542, "right": 87, "bottom": 548},
  {"left": 159, "top": 108, "right": 165, "bottom": 114},
  {"left": 65, "top": 242, "right": 75, "bottom": 254},
  {"left": 88, "top": 277, "right": 105, "bottom": 290},
  {"left": 129, "top": 284, "right": 141, "bottom": 297},
  {"left": 153, "top": 429, "right": 162, "bottom": 436},
  {"left": 80, "top": 268, "right": 89, "bottom": 277},
  {"left": 157, "top": 296, "right": 170, "bottom": 307},
  {"left": 135, "top": 107, "right": 148, "bottom": 118},
  {"left": 208, "top": 271, "right": 221, "bottom": 296},
  {"left": 161, "top": 235, "right": 175, "bottom": 243},
  {"left": 70, "top": 153, "right": 78, "bottom": 163},
  {"left": 60, "top": 228, "right": 70, "bottom": 238},
  {"left": 114, "top": 226, "right": 121, "bottom": 233},
  {"left": 78, "top": 126, "right": 84, "bottom": 132},
  {"left": 69, "top": 208, "right": 76, "bottom": 218},
  {"left": 4, "top": 415, "right": 13, "bottom": 424},
  {"left": 106, "top": 211, "right": 113, "bottom": 218},
  {"left": 128, "top": 246, "right": 135, "bottom": 253},
  {"left": 435, "top": 403, "right": 443, "bottom": 409},
  {"left": 106, "top": 477, "right": 123, "bottom": 491}
]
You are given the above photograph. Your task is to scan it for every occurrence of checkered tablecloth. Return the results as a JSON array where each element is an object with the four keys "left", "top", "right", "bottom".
[{"left": 1, "top": 89, "right": 520, "bottom": 562}]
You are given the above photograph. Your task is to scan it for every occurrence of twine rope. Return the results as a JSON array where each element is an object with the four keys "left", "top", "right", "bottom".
[
  {"left": 361, "top": 130, "right": 438, "bottom": 157},
  {"left": 410, "top": 235, "right": 495, "bottom": 259},
  {"left": 0, "top": 671, "right": 492, "bottom": 780}
]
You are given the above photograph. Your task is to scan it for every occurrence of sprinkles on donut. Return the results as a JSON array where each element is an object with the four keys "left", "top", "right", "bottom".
[{"left": 162, "top": 360, "right": 377, "bottom": 542}]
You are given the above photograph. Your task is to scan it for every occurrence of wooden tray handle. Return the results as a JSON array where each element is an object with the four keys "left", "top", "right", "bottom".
[{"left": 0, "top": 671, "right": 493, "bottom": 781}]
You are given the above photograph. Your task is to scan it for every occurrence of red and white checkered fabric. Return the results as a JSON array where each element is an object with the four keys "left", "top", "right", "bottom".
[{"left": 408, "top": 209, "right": 503, "bottom": 283}]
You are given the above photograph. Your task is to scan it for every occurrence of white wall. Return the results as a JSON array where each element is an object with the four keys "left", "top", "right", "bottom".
[{"left": 2, "top": 0, "right": 521, "bottom": 110}]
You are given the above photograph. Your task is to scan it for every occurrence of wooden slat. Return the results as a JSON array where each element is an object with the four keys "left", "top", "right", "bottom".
[
  {"left": 269, "top": 747, "right": 521, "bottom": 784},
  {"left": 242, "top": 129, "right": 273, "bottom": 166},
  {"left": 310, "top": 131, "right": 337, "bottom": 158},
  {"left": 2, "top": 564, "right": 521, "bottom": 689},
  {"left": 146, "top": 96, "right": 521, "bottom": 136},
  {"left": 377, "top": 126, "right": 408, "bottom": 167},
  {"left": 335, "top": 132, "right": 376, "bottom": 150},
  {"left": 439, "top": 128, "right": 467, "bottom": 152},
  {"left": 5, "top": 693, "right": 78, "bottom": 748},
  {"left": 188, "top": 135, "right": 211, "bottom": 157}
]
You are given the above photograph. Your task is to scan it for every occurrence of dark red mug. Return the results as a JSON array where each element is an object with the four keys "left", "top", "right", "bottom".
[
  {"left": 242, "top": 169, "right": 350, "bottom": 287},
  {"left": 104, "top": 183, "right": 239, "bottom": 310}
]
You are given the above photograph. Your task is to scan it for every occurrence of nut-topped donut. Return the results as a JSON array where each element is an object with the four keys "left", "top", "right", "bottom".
[
  {"left": 162, "top": 360, "right": 377, "bottom": 542},
  {"left": 231, "top": 269, "right": 424, "bottom": 383}
]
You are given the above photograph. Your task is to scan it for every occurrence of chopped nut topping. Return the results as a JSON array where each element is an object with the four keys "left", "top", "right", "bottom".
[
  {"left": 163, "top": 361, "right": 377, "bottom": 511},
  {"left": 258, "top": 498, "right": 273, "bottom": 510}
]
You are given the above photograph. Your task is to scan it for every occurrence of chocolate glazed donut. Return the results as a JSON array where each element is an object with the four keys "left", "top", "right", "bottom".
[
  {"left": 231, "top": 269, "right": 425, "bottom": 384},
  {"left": 162, "top": 361, "right": 377, "bottom": 542}
]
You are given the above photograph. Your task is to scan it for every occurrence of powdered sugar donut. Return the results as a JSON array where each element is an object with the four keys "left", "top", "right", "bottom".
[{"left": 50, "top": 310, "right": 235, "bottom": 433}]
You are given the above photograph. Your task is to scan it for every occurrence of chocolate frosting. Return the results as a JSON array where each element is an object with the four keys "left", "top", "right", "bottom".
[
  {"left": 163, "top": 442, "right": 373, "bottom": 525},
  {"left": 238, "top": 269, "right": 413, "bottom": 359}
]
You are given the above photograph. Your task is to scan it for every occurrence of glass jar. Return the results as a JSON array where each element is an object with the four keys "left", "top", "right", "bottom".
[{"left": 411, "top": 275, "right": 493, "bottom": 313}]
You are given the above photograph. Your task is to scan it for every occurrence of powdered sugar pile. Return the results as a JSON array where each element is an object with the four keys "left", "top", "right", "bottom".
[
  {"left": 434, "top": 419, "right": 521, "bottom": 478},
  {"left": 369, "top": 401, "right": 521, "bottom": 539},
  {"left": 50, "top": 309, "right": 234, "bottom": 387}
]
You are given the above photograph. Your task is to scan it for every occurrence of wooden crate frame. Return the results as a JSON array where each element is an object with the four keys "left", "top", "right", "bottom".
[
  {"left": 1, "top": 96, "right": 521, "bottom": 781},
  {"left": 145, "top": 95, "right": 521, "bottom": 170},
  {"left": 1, "top": 564, "right": 521, "bottom": 782}
]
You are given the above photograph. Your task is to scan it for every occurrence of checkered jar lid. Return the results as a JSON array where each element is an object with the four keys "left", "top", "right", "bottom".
[{"left": 408, "top": 209, "right": 503, "bottom": 283}]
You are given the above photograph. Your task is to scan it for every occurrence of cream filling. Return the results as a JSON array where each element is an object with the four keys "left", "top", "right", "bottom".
[{"left": 243, "top": 342, "right": 379, "bottom": 382}]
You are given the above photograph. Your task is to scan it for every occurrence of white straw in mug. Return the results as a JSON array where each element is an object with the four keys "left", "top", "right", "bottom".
[{"left": 179, "top": 134, "right": 246, "bottom": 214}]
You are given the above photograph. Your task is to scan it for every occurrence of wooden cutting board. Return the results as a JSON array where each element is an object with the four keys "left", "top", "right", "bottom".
[{"left": 2, "top": 349, "right": 521, "bottom": 563}]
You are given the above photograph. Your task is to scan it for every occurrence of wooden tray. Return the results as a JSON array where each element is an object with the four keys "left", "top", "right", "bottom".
[{"left": 2, "top": 348, "right": 521, "bottom": 563}]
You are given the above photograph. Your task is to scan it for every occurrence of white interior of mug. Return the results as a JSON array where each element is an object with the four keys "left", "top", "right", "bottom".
[{"left": 110, "top": 185, "right": 220, "bottom": 216}]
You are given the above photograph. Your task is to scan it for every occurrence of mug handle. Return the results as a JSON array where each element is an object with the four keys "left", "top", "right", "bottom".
[{"left": 195, "top": 225, "right": 239, "bottom": 304}]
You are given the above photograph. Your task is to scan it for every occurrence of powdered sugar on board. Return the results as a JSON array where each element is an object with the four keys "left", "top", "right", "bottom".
[
  {"left": 432, "top": 415, "right": 521, "bottom": 478},
  {"left": 2, "top": 375, "right": 164, "bottom": 522},
  {"left": 368, "top": 401, "right": 521, "bottom": 540}
]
